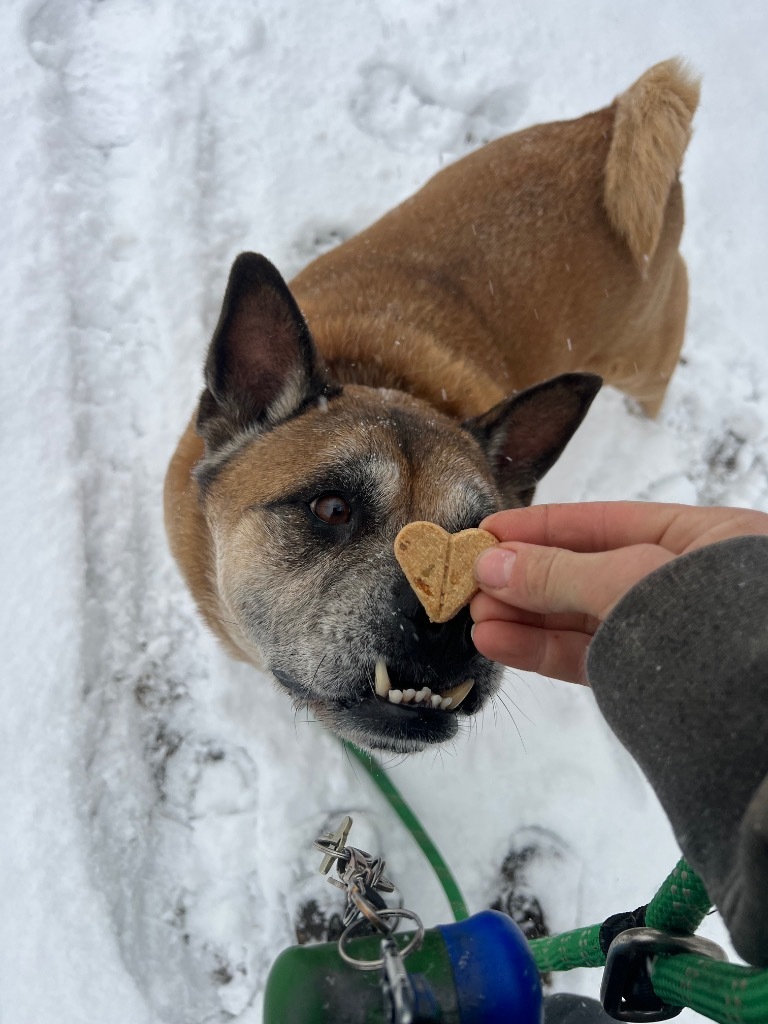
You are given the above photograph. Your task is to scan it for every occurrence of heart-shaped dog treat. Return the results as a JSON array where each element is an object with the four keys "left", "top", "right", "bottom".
[{"left": 394, "top": 522, "right": 498, "bottom": 623}]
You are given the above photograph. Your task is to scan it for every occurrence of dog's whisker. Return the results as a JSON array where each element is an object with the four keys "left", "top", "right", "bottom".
[
  {"left": 490, "top": 697, "right": 499, "bottom": 727},
  {"left": 493, "top": 693, "right": 527, "bottom": 753},
  {"left": 431, "top": 746, "right": 446, "bottom": 772},
  {"left": 340, "top": 740, "right": 361, "bottom": 781},
  {"left": 375, "top": 750, "right": 405, "bottom": 771},
  {"left": 308, "top": 651, "right": 330, "bottom": 689},
  {"left": 498, "top": 685, "right": 535, "bottom": 726},
  {"left": 516, "top": 673, "right": 542, "bottom": 707},
  {"left": 492, "top": 692, "right": 514, "bottom": 721}
]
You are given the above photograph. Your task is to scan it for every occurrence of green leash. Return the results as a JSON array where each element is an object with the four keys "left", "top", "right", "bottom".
[
  {"left": 344, "top": 741, "right": 768, "bottom": 1023},
  {"left": 344, "top": 741, "right": 470, "bottom": 920},
  {"left": 529, "top": 859, "right": 768, "bottom": 1024},
  {"left": 528, "top": 859, "right": 712, "bottom": 973}
]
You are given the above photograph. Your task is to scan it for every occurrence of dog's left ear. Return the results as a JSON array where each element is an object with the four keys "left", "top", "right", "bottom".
[
  {"left": 197, "top": 252, "right": 337, "bottom": 452},
  {"left": 463, "top": 373, "right": 601, "bottom": 506}
]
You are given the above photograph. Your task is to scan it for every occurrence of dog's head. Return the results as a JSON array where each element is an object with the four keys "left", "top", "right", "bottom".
[{"left": 192, "top": 254, "right": 600, "bottom": 752}]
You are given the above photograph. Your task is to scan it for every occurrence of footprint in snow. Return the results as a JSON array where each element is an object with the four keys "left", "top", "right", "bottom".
[
  {"left": 285, "top": 222, "right": 353, "bottom": 277},
  {"left": 114, "top": 732, "right": 267, "bottom": 1022},
  {"left": 285, "top": 810, "right": 400, "bottom": 947},
  {"left": 350, "top": 60, "right": 529, "bottom": 155},
  {"left": 27, "top": 0, "right": 151, "bottom": 149},
  {"left": 488, "top": 826, "right": 581, "bottom": 948}
]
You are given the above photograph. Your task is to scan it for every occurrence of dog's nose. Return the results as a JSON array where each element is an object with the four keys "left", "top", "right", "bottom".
[{"left": 391, "top": 575, "right": 474, "bottom": 658}]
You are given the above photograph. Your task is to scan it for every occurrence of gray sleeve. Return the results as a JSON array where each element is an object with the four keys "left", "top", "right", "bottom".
[{"left": 586, "top": 535, "right": 768, "bottom": 966}]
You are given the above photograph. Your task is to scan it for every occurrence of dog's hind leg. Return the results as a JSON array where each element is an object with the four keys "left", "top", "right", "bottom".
[
  {"left": 614, "top": 252, "right": 690, "bottom": 418},
  {"left": 632, "top": 253, "right": 690, "bottom": 418}
]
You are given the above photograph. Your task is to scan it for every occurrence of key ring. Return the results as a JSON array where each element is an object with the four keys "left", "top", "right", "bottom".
[
  {"left": 348, "top": 884, "right": 392, "bottom": 932},
  {"left": 338, "top": 909, "right": 424, "bottom": 971}
]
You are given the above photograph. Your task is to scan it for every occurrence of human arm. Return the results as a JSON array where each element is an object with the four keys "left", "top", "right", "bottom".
[{"left": 469, "top": 503, "right": 768, "bottom": 966}]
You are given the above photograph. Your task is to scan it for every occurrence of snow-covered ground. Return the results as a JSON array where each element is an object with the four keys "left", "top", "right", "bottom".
[{"left": 2, "top": 1, "right": 767, "bottom": 1022}]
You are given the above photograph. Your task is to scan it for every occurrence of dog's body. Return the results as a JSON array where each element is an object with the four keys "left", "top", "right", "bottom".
[{"left": 165, "top": 60, "right": 699, "bottom": 752}]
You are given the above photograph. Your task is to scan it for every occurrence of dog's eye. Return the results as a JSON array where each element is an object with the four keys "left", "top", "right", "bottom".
[{"left": 310, "top": 492, "right": 352, "bottom": 526}]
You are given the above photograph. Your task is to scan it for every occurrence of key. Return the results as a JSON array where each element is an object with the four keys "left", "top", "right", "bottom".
[{"left": 314, "top": 815, "right": 353, "bottom": 875}]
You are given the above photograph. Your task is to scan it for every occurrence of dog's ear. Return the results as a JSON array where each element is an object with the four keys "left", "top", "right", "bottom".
[
  {"left": 464, "top": 373, "right": 601, "bottom": 506},
  {"left": 197, "top": 252, "right": 338, "bottom": 451}
]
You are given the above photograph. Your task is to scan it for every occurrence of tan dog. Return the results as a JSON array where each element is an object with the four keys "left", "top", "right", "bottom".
[{"left": 165, "top": 59, "right": 699, "bottom": 753}]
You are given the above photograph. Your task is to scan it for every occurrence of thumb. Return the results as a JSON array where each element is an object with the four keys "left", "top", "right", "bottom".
[{"left": 474, "top": 541, "right": 673, "bottom": 620}]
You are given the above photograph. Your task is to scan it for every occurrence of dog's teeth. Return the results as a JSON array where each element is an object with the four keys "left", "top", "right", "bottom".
[
  {"left": 375, "top": 659, "right": 391, "bottom": 698},
  {"left": 441, "top": 679, "right": 475, "bottom": 710},
  {"left": 377, "top": 673, "right": 474, "bottom": 711}
]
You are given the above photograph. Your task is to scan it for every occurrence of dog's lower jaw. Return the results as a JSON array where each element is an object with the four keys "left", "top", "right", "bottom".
[
  {"left": 318, "top": 697, "right": 463, "bottom": 754},
  {"left": 273, "top": 663, "right": 502, "bottom": 754}
]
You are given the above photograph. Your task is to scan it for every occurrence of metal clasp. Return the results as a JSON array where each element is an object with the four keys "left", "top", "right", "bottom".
[
  {"left": 381, "top": 936, "right": 416, "bottom": 1024},
  {"left": 600, "top": 926, "right": 727, "bottom": 1022}
]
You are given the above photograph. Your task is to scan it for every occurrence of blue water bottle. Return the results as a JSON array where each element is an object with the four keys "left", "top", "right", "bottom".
[{"left": 263, "top": 909, "right": 543, "bottom": 1023}]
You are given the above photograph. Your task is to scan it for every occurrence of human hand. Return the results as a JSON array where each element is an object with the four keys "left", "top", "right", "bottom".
[{"left": 470, "top": 501, "right": 768, "bottom": 684}]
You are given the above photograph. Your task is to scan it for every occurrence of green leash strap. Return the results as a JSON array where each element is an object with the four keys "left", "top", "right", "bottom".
[
  {"left": 529, "top": 859, "right": 768, "bottom": 1022},
  {"left": 645, "top": 859, "right": 711, "bottom": 935},
  {"left": 528, "top": 924, "right": 605, "bottom": 972},
  {"left": 527, "top": 858, "right": 708, "bottom": 974},
  {"left": 344, "top": 742, "right": 470, "bottom": 921},
  {"left": 342, "top": 744, "right": 768, "bottom": 1022},
  {"left": 651, "top": 955, "right": 768, "bottom": 1024}
]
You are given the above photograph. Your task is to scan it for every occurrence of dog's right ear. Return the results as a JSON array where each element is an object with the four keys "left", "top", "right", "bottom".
[
  {"left": 464, "top": 373, "right": 602, "bottom": 507},
  {"left": 196, "top": 252, "right": 338, "bottom": 452}
]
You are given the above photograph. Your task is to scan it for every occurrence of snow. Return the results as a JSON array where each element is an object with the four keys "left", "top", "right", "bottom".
[{"left": 2, "top": 1, "right": 767, "bottom": 1022}]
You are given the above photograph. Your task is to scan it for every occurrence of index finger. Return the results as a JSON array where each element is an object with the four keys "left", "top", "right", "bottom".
[{"left": 480, "top": 501, "right": 759, "bottom": 555}]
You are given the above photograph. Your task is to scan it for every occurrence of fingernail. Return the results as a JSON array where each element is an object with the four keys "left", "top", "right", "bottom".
[{"left": 474, "top": 548, "right": 517, "bottom": 588}]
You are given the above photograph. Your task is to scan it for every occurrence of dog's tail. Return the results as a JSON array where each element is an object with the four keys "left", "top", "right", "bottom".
[{"left": 604, "top": 58, "right": 700, "bottom": 272}]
